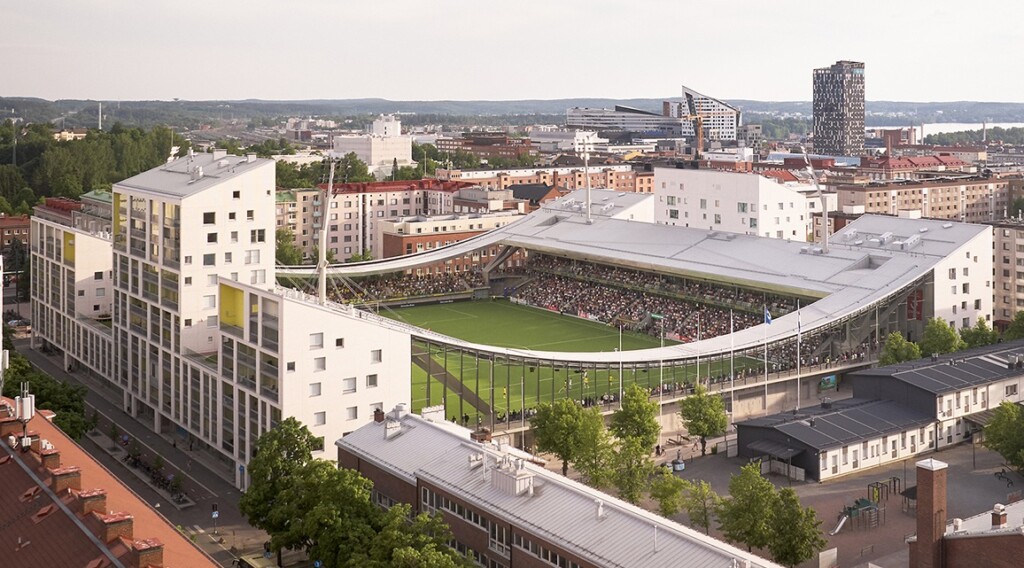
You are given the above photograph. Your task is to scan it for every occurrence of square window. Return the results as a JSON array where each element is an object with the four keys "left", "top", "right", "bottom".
[
  {"left": 207, "top": 316, "right": 218, "bottom": 327},
  {"left": 93, "top": 304, "right": 100, "bottom": 311},
  {"left": 247, "top": 210, "right": 254, "bottom": 221},
  {"left": 229, "top": 212, "right": 237, "bottom": 221},
  {"left": 346, "top": 406, "right": 358, "bottom": 420},
  {"left": 184, "top": 318, "right": 192, "bottom": 327},
  {"left": 366, "top": 374, "right": 378, "bottom": 388},
  {"left": 233, "top": 190, "right": 240, "bottom": 199},
  {"left": 287, "top": 361, "right": 296, "bottom": 372},
  {"left": 371, "top": 349, "right": 382, "bottom": 363},
  {"left": 231, "top": 231, "right": 239, "bottom": 243},
  {"left": 207, "top": 274, "right": 218, "bottom": 286},
  {"left": 184, "top": 277, "right": 192, "bottom": 285},
  {"left": 310, "top": 332, "right": 324, "bottom": 348},
  {"left": 203, "top": 253, "right": 215, "bottom": 266},
  {"left": 225, "top": 252, "right": 232, "bottom": 264},
  {"left": 94, "top": 271, "right": 103, "bottom": 280},
  {"left": 207, "top": 232, "right": 217, "bottom": 243},
  {"left": 202, "top": 295, "right": 216, "bottom": 309},
  {"left": 310, "top": 382, "right": 322, "bottom": 397},
  {"left": 335, "top": 338, "right": 345, "bottom": 348},
  {"left": 203, "top": 212, "right": 215, "bottom": 224},
  {"left": 78, "top": 290, "right": 85, "bottom": 297},
  {"left": 184, "top": 256, "right": 192, "bottom": 265},
  {"left": 343, "top": 377, "right": 357, "bottom": 393},
  {"left": 314, "top": 357, "right": 326, "bottom": 371},
  {"left": 314, "top": 411, "right": 326, "bottom": 426}
]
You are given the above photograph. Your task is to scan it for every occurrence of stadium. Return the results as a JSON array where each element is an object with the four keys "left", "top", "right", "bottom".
[{"left": 278, "top": 189, "right": 993, "bottom": 437}]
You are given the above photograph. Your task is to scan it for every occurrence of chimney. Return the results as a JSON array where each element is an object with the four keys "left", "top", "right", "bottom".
[
  {"left": 211, "top": 148, "right": 227, "bottom": 160},
  {"left": 0, "top": 416, "right": 21, "bottom": 437},
  {"left": 99, "top": 512, "right": 134, "bottom": 543},
  {"left": 470, "top": 428, "right": 492, "bottom": 444},
  {"left": 130, "top": 538, "right": 164, "bottom": 568},
  {"left": 914, "top": 458, "right": 948, "bottom": 568},
  {"left": 40, "top": 448, "right": 60, "bottom": 470},
  {"left": 78, "top": 489, "right": 107, "bottom": 516},
  {"left": 373, "top": 408, "right": 385, "bottom": 423},
  {"left": 384, "top": 420, "right": 402, "bottom": 440},
  {"left": 49, "top": 465, "right": 82, "bottom": 493},
  {"left": 992, "top": 503, "right": 1007, "bottom": 529}
]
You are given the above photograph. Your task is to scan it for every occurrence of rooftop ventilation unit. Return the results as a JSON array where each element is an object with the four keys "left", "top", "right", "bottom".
[
  {"left": 800, "top": 246, "right": 810, "bottom": 255},
  {"left": 879, "top": 231, "right": 894, "bottom": 244},
  {"left": 943, "top": 223, "right": 954, "bottom": 229},
  {"left": 900, "top": 234, "right": 922, "bottom": 250}
]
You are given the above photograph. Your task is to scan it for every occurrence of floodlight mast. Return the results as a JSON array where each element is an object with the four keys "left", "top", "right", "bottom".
[
  {"left": 318, "top": 160, "right": 336, "bottom": 305},
  {"left": 582, "top": 151, "right": 593, "bottom": 225},
  {"left": 801, "top": 145, "right": 828, "bottom": 254}
]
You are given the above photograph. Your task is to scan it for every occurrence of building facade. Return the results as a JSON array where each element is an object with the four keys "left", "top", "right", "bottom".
[
  {"left": 436, "top": 164, "right": 639, "bottom": 193},
  {"left": 813, "top": 60, "right": 865, "bottom": 156},
  {"left": 566, "top": 106, "right": 683, "bottom": 136},
  {"left": 833, "top": 176, "right": 1013, "bottom": 222},
  {"left": 331, "top": 114, "right": 414, "bottom": 178},
  {"left": 663, "top": 85, "right": 741, "bottom": 141}
]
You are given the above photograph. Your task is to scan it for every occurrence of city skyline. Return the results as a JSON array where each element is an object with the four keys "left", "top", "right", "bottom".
[{"left": 4, "top": 0, "right": 1023, "bottom": 103}]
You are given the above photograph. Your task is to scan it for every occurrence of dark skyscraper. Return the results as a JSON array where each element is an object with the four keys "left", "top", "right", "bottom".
[{"left": 813, "top": 60, "right": 865, "bottom": 156}]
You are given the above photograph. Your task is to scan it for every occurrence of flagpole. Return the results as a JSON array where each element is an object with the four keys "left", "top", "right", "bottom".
[
  {"left": 764, "top": 304, "right": 769, "bottom": 415},
  {"left": 730, "top": 309, "right": 735, "bottom": 414},
  {"left": 659, "top": 318, "right": 664, "bottom": 449},
  {"left": 796, "top": 300, "right": 802, "bottom": 411},
  {"left": 696, "top": 311, "right": 701, "bottom": 389}
]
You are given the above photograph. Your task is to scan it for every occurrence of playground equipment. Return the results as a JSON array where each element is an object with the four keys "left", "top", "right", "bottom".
[
  {"left": 829, "top": 514, "right": 848, "bottom": 536},
  {"left": 831, "top": 478, "right": 899, "bottom": 535}
]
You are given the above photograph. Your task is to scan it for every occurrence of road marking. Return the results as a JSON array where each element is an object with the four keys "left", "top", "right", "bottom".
[{"left": 193, "top": 525, "right": 205, "bottom": 534}]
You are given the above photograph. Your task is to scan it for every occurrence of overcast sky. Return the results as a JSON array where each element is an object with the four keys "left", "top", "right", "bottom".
[{"left": 4, "top": 0, "right": 1022, "bottom": 103}]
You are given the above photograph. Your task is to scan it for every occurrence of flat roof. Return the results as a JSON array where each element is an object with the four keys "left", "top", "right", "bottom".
[
  {"left": 852, "top": 341, "right": 1024, "bottom": 395},
  {"left": 114, "top": 152, "right": 271, "bottom": 198},
  {"left": 739, "top": 398, "right": 934, "bottom": 452},
  {"left": 338, "top": 409, "right": 783, "bottom": 568}
]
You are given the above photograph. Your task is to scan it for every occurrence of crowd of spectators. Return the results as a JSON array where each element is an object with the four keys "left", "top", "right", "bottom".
[
  {"left": 327, "top": 271, "right": 485, "bottom": 304},
  {"left": 510, "top": 254, "right": 802, "bottom": 342}
]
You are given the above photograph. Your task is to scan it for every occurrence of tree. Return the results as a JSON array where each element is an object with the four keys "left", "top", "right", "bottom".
[
  {"left": 348, "top": 249, "right": 373, "bottom": 263},
  {"left": 649, "top": 471, "right": 688, "bottom": 517},
  {"left": 0, "top": 346, "right": 92, "bottom": 439},
  {"left": 681, "top": 479, "right": 720, "bottom": 535},
  {"left": 612, "top": 436, "right": 656, "bottom": 505},
  {"left": 879, "top": 331, "right": 922, "bottom": 365},
  {"left": 571, "top": 407, "right": 615, "bottom": 487},
  {"left": 919, "top": 317, "right": 965, "bottom": 356},
  {"left": 287, "top": 460, "right": 377, "bottom": 565},
  {"left": 531, "top": 398, "right": 585, "bottom": 475},
  {"left": 311, "top": 245, "right": 338, "bottom": 265},
  {"left": 276, "top": 228, "right": 304, "bottom": 266},
  {"left": 362, "top": 505, "right": 472, "bottom": 568},
  {"left": 717, "top": 462, "right": 779, "bottom": 552},
  {"left": 984, "top": 401, "right": 1024, "bottom": 471},
  {"left": 337, "top": 152, "right": 374, "bottom": 183},
  {"left": 239, "top": 418, "right": 319, "bottom": 563},
  {"left": 678, "top": 385, "right": 728, "bottom": 456},
  {"left": 610, "top": 383, "right": 660, "bottom": 450},
  {"left": 1004, "top": 311, "right": 1024, "bottom": 341},
  {"left": 768, "top": 488, "right": 826, "bottom": 567},
  {"left": 1012, "top": 197, "right": 1024, "bottom": 219},
  {"left": 960, "top": 317, "right": 999, "bottom": 349}
]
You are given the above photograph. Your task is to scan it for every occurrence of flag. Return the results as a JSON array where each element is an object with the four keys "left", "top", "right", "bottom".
[{"left": 764, "top": 308, "right": 772, "bottom": 325}]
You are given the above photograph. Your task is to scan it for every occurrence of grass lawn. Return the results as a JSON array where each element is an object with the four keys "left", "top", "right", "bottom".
[
  {"left": 384, "top": 300, "right": 762, "bottom": 416},
  {"left": 383, "top": 299, "right": 667, "bottom": 352}
]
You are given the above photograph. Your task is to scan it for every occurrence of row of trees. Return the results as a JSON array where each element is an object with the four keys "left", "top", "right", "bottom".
[
  {"left": 925, "top": 126, "right": 1024, "bottom": 146},
  {"left": 240, "top": 418, "right": 472, "bottom": 568},
  {"left": 880, "top": 316, "right": 1004, "bottom": 366},
  {"left": 530, "top": 384, "right": 824, "bottom": 566}
]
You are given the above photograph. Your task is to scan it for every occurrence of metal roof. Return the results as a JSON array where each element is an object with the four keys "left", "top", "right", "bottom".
[
  {"left": 739, "top": 399, "right": 934, "bottom": 452},
  {"left": 852, "top": 341, "right": 1024, "bottom": 395},
  {"left": 278, "top": 191, "right": 991, "bottom": 365},
  {"left": 338, "top": 409, "right": 783, "bottom": 568}
]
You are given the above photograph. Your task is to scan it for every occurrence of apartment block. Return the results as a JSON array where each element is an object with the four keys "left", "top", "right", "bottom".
[
  {"left": 834, "top": 177, "right": 1012, "bottom": 222},
  {"left": 663, "top": 85, "right": 741, "bottom": 141},
  {"left": 813, "top": 60, "right": 865, "bottom": 156},
  {"left": 436, "top": 164, "right": 640, "bottom": 193}
]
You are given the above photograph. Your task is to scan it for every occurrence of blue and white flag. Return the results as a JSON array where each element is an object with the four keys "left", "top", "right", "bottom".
[{"left": 764, "top": 308, "right": 772, "bottom": 325}]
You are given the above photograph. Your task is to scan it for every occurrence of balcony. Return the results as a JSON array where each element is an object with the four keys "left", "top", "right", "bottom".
[{"left": 220, "top": 322, "right": 243, "bottom": 339}]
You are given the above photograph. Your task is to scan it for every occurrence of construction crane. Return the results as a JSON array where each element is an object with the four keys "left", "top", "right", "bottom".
[{"left": 681, "top": 114, "right": 704, "bottom": 160}]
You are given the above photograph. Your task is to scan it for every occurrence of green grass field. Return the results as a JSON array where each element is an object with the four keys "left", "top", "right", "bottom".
[
  {"left": 383, "top": 300, "right": 667, "bottom": 351},
  {"left": 382, "top": 300, "right": 762, "bottom": 418}
]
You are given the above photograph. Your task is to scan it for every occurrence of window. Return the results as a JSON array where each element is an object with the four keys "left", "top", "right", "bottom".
[
  {"left": 251, "top": 270, "right": 266, "bottom": 285},
  {"left": 207, "top": 232, "right": 217, "bottom": 243},
  {"left": 1007, "top": 384, "right": 1019, "bottom": 397},
  {"left": 202, "top": 295, "right": 215, "bottom": 309},
  {"left": 207, "top": 316, "right": 218, "bottom": 327},
  {"left": 314, "top": 357, "right": 326, "bottom": 371},
  {"left": 245, "top": 250, "right": 261, "bottom": 264},
  {"left": 310, "top": 382, "right": 322, "bottom": 397},
  {"left": 184, "top": 277, "right": 192, "bottom": 285},
  {"left": 310, "top": 332, "right": 324, "bottom": 348},
  {"left": 366, "top": 374, "right": 378, "bottom": 388},
  {"left": 286, "top": 361, "right": 295, "bottom": 372},
  {"left": 93, "top": 304, "right": 100, "bottom": 311},
  {"left": 229, "top": 212, "right": 236, "bottom": 221},
  {"left": 312, "top": 437, "right": 325, "bottom": 452},
  {"left": 224, "top": 252, "right": 232, "bottom": 264},
  {"left": 343, "top": 377, "right": 357, "bottom": 393},
  {"left": 668, "top": 209, "right": 679, "bottom": 219},
  {"left": 346, "top": 407, "right": 358, "bottom": 420},
  {"left": 203, "top": 253, "right": 215, "bottom": 266},
  {"left": 94, "top": 271, "right": 103, "bottom": 280},
  {"left": 184, "top": 255, "right": 192, "bottom": 265},
  {"left": 335, "top": 337, "right": 345, "bottom": 348},
  {"left": 371, "top": 349, "right": 382, "bottom": 363},
  {"left": 251, "top": 229, "right": 266, "bottom": 243},
  {"left": 231, "top": 231, "right": 239, "bottom": 243},
  {"left": 184, "top": 319, "right": 193, "bottom": 327},
  {"left": 247, "top": 210, "right": 254, "bottom": 221},
  {"left": 314, "top": 411, "right": 326, "bottom": 426},
  {"left": 78, "top": 290, "right": 85, "bottom": 296},
  {"left": 232, "top": 190, "right": 240, "bottom": 199},
  {"left": 207, "top": 274, "right": 218, "bottom": 286},
  {"left": 203, "top": 212, "right": 215, "bottom": 224},
  {"left": 96, "top": 288, "right": 105, "bottom": 297}
]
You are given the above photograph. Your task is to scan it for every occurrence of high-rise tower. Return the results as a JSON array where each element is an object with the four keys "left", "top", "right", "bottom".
[{"left": 812, "top": 60, "right": 865, "bottom": 156}]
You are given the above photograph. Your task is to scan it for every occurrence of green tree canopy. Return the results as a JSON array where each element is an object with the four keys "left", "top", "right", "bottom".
[
  {"left": 681, "top": 479, "right": 720, "bottom": 535},
  {"left": 610, "top": 383, "right": 660, "bottom": 450},
  {"left": 1004, "top": 311, "right": 1024, "bottom": 341},
  {"left": 275, "top": 228, "right": 304, "bottom": 266},
  {"left": 919, "top": 317, "right": 965, "bottom": 356},
  {"left": 649, "top": 471, "right": 689, "bottom": 517},
  {"left": 717, "top": 462, "right": 779, "bottom": 552},
  {"left": 678, "top": 384, "right": 728, "bottom": 456},
  {"left": 984, "top": 401, "right": 1024, "bottom": 471},
  {"left": 531, "top": 398, "right": 586, "bottom": 475},
  {"left": 960, "top": 317, "right": 999, "bottom": 349},
  {"left": 0, "top": 335, "right": 92, "bottom": 439},
  {"left": 768, "top": 488, "right": 827, "bottom": 567},
  {"left": 879, "top": 331, "right": 922, "bottom": 366},
  {"left": 612, "top": 436, "right": 656, "bottom": 505},
  {"left": 571, "top": 407, "right": 615, "bottom": 487}
]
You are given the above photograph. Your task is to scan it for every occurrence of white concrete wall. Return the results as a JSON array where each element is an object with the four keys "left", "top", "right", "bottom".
[
  {"left": 72, "top": 231, "right": 113, "bottom": 317},
  {"left": 930, "top": 227, "right": 993, "bottom": 331}
]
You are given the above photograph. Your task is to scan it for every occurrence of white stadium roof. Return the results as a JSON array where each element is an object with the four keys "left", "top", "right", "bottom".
[{"left": 279, "top": 190, "right": 991, "bottom": 364}]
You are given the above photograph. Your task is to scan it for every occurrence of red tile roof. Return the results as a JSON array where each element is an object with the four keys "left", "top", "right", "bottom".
[{"left": 319, "top": 179, "right": 476, "bottom": 195}]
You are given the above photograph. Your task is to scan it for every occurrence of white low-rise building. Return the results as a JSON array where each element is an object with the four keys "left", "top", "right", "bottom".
[{"left": 331, "top": 114, "right": 414, "bottom": 178}]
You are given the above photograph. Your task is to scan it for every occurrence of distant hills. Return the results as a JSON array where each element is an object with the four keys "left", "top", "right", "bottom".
[{"left": 3, "top": 96, "right": 1024, "bottom": 130}]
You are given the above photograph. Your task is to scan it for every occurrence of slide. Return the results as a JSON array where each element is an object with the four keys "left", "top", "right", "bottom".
[{"left": 829, "top": 514, "right": 849, "bottom": 536}]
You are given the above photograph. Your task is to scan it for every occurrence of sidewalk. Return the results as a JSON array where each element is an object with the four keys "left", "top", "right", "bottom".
[{"left": 16, "top": 340, "right": 271, "bottom": 567}]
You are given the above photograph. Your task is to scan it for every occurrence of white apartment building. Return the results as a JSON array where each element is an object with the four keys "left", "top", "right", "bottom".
[
  {"left": 528, "top": 129, "right": 605, "bottom": 153},
  {"left": 654, "top": 168, "right": 811, "bottom": 241},
  {"left": 32, "top": 150, "right": 412, "bottom": 488},
  {"left": 331, "top": 114, "right": 414, "bottom": 179},
  {"left": 664, "top": 85, "right": 742, "bottom": 141}
]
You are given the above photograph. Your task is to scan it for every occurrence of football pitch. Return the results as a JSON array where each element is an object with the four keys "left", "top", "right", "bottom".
[
  {"left": 383, "top": 299, "right": 667, "bottom": 352},
  {"left": 382, "top": 300, "right": 761, "bottom": 417}
]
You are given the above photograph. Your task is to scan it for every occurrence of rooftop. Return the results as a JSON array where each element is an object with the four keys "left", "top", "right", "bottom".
[
  {"left": 114, "top": 151, "right": 271, "bottom": 198},
  {"left": 851, "top": 341, "right": 1024, "bottom": 395},
  {"left": 338, "top": 407, "right": 783, "bottom": 568}
]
